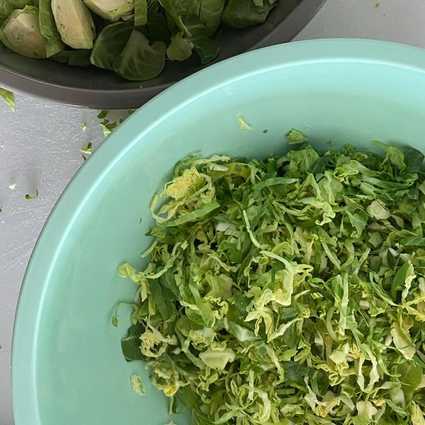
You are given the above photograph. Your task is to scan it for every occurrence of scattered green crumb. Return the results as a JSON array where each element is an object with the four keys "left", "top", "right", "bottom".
[
  {"left": 100, "top": 119, "right": 119, "bottom": 137},
  {"left": 237, "top": 114, "right": 252, "bottom": 131},
  {"left": 97, "top": 110, "right": 108, "bottom": 120},
  {"left": 96, "top": 111, "right": 118, "bottom": 137},
  {"left": 100, "top": 123, "right": 113, "bottom": 137},
  {"left": 96, "top": 110, "right": 135, "bottom": 138},
  {"left": 130, "top": 374, "right": 145, "bottom": 396},
  {"left": 24, "top": 190, "right": 39, "bottom": 200},
  {"left": 0, "top": 88, "right": 15, "bottom": 111},
  {"left": 80, "top": 142, "right": 93, "bottom": 156}
]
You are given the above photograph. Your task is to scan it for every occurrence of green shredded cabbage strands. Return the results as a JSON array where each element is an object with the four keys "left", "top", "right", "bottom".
[{"left": 120, "top": 137, "right": 425, "bottom": 424}]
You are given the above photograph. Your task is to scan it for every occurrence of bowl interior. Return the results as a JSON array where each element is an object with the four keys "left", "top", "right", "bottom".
[{"left": 13, "top": 40, "right": 425, "bottom": 425}]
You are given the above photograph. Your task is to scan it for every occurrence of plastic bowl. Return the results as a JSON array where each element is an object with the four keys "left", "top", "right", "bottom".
[
  {"left": 0, "top": 0, "right": 325, "bottom": 109},
  {"left": 12, "top": 39, "right": 425, "bottom": 425}
]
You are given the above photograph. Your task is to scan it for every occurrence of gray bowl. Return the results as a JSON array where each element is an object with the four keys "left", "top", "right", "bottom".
[{"left": 0, "top": 0, "right": 325, "bottom": 109}]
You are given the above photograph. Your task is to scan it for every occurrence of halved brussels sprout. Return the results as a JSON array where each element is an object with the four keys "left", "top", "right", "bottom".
[
  {"left": 0, "top": 6, "right": 47, "bottom": 58},
  {"left": 84, "top": 0, "right": 134, "bottom": 21},
  {"left": 51, "top": 0, "right": 95, "bottom": 49}
]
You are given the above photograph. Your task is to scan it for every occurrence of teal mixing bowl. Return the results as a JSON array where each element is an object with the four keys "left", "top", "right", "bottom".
[{"left": 13, "top": 39, "right": 425, "bottom": 425}]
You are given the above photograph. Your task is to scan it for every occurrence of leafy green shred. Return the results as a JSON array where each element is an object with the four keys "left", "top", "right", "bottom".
[
  {"left": 130, "top": 374, "right": 145, "bottom": 396},
  {"left": 96, "top": 110, "right": 129, "bottom": 137},
  {"left": 237, "top": 114, "right": 252, "bottom": 131},
  {"left": 119, "top": 138, "right": 425, "bottom": 424},
  {"left": 80, "top": 141, "right": 93, "bottom": 157},
  {"left": 0, "top": 87, "right": 15, "bottom": 111}
]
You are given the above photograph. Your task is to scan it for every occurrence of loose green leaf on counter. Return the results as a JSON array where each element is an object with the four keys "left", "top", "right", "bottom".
[
  {"left": 80, "top": 141, "right": 93, "bottom": 157},
  {"left": 24, "top": 189, "right": 39, "bottom": 200},
  {"left": 0, "top": 87, "right": 15, "bottom": 111},
  {"left": 97, "top": 110, "right": 121, "bottom": 137}
]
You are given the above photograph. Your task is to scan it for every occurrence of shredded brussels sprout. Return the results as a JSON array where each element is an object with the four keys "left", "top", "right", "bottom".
[{"left": 120, "top": 136, "right": 425, "bottom": 425}]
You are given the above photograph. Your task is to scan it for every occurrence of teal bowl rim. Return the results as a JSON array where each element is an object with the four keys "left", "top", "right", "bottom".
[{"left": 12, "top": 38, "right": 425, "bottom": 425}]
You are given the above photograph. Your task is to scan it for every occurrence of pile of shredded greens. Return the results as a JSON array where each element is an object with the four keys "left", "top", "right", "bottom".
[{"left": 119, "top": 137, "right": 425, "bottom": 425}]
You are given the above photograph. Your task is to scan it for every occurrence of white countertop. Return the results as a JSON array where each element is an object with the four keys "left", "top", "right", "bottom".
[{"left": 2, "top": 0, "right": 425, "bottom": 423}]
